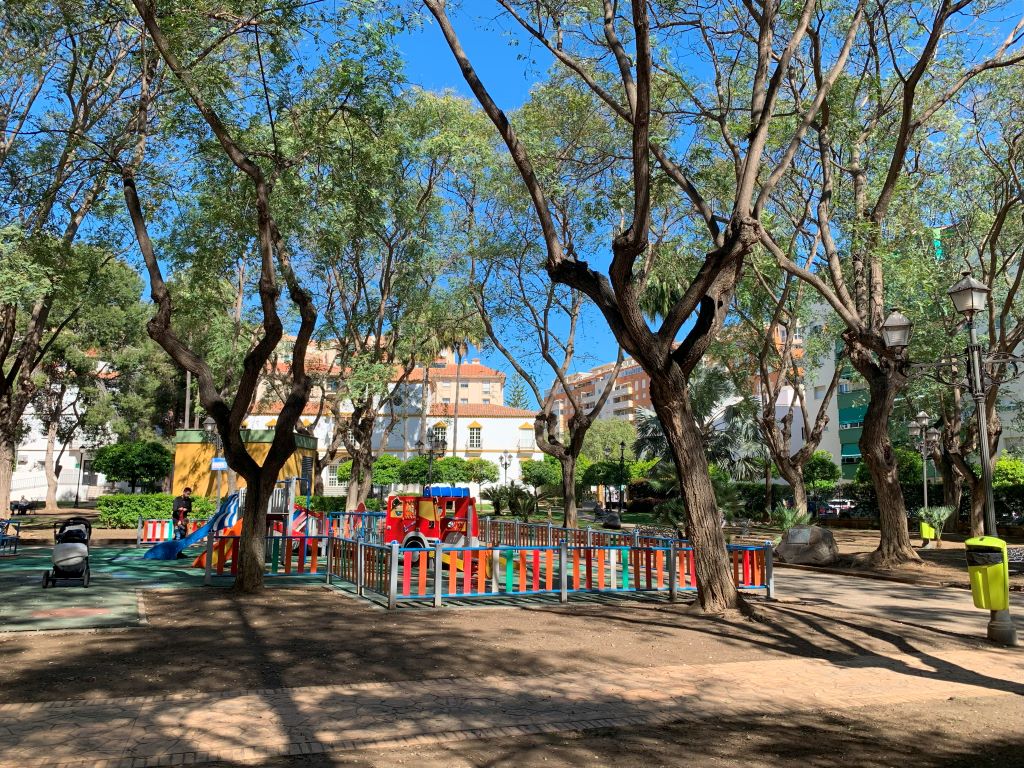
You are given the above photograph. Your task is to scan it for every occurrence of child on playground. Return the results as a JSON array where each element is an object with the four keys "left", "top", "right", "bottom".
[{"left": 171, "top": 487, "right": 193, "bottom": 540}]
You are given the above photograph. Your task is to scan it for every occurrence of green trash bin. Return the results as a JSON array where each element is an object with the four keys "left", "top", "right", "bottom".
[{"left": 964, "top": 537, "right": 1009, "bottom": 611}]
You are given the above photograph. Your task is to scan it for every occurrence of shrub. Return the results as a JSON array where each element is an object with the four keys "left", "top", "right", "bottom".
[
  {"left": 364, "top": 498, "right": 383, "bottom": 512},
  {"left": 993, "top": 455, "right": 1024, "bottom": 488},
  {"left": 733, "top": 482, "right": 793, "bottom": 518},
  {"left": 96, "top": 493, "right": 216, "bottom": 528},
  {"left": 307, "top": 495, "right": 348, "bottom": 512},
  {"left": 92, "top": 441, "right": 173, "bottom": 492},
  {"left": 769, "top": 505, "right": 811, "bottom": 532},
  {"left": 919, "top": 505, "right": 954, "bottom": 539},
  {"left": 625, "top": 497, "right": 659, "bottom": 515}
]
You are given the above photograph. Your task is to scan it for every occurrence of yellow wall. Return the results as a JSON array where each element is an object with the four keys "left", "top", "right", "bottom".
[{"left": 172, "top": 431, "right": 317, "bottom": 497}]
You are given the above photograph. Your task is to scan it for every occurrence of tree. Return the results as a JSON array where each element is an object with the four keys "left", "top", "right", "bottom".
[
  {"left": 92, "top": 440, "right": 173, "bottom": 493},
  {"left": 805, "top": 451, "right": 841, "bottom": 485},
  {"left": 506, "top": 376, "right": 530, "bottom": 409},
  {"left": 123, "top": 1, "right": 398, "bottom": 590},
  {"left": 580, "top": 420, "right": 636, "bottom": 464},
  {"left": 433, "top": 456, "right": 469, "bottom": 483},
  {"left": 307, "top": 92, "right": 481, "bottom": 510},
  {"left": 766, "top": 2, "right": 1024, "bottom": 565},
  {"left": 0, "top": 13, "right": 146, "bottom": 511},
  {"left": 399, "top": 455, "right": 430, "bottom": 486},
  {"left": 469, "top": 136, "right": 624, "bottom": 527},
  {"left": 29, "top": 261, "right": 149, "bottom": 510},
  {"left": 371, "top": 455, "right": 403, "bottom": 487},
  {"left": 465, "top": 457, "right": 499, "bottom": 485},
  {"left": 520, "top": 457, "right": 561, "bottom": 491},
  {"left": 423, "top": 0, "right": 863, "bottom": 611},
  {"left": 633, "top": 367, "right": 765, "bottom": 481}
]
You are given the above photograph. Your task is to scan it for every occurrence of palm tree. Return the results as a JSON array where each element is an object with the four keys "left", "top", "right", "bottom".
[{"left": 634, "top": 365, "right": 765, "bottom": 480}]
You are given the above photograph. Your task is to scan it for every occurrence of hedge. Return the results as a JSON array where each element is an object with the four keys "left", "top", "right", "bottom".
[{"left": 96, "top": 494, "right": 217, "bottom": 529}]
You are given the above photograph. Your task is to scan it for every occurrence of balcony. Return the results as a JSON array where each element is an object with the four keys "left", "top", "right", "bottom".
[{"left": 516, "top": 440, "right": 536, "bottom": 455}]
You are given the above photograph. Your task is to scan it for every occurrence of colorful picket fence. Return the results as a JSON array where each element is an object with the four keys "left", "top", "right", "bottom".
[
  {"left": 483, "top": 518, "right": 681, "bottom": 550},
  {"left": 136, "top": 518, "right": 204, "bottom": 545},
  {"left": 336, "top": 540, "right": 773, "bottom": 609},
  {"left": 326, "top": 511, "right": 386, "bottom": 542},
  {"left": 205, "top": 534, "right": 332, "bottom": 577}
]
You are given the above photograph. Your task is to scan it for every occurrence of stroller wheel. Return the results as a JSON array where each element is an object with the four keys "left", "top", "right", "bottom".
[
  {"left": 82, "top": 568, "right": 90, "bottom": 588},
  {"left": 42, "top": 571, "right": 49, "bottom": 588}
]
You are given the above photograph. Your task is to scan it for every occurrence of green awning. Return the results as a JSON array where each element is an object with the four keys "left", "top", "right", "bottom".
[{"left": 841, "top": 444, "right": 861, "bottom": 457}]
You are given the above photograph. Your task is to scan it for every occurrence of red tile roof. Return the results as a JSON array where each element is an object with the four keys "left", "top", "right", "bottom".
[
  {"left": 427, "top": 404, "right": 535, "bottom": 418},
  {"left": 407, "top": 363, "right": 505, "bottom": 382}
]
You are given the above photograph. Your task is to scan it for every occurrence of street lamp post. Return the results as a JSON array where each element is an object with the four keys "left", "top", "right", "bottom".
[
  {"left": 499, "top": 451, "right": 512, "bottom": 485},
  {"left": 417, "top": 434, "right": 447, "bottom": 491},
  {"left": 603, "top": 445, "right": 612, "bottom": 509},
  {"left": 619, "top": 440, "right": 626, "bottom": 518},
  {"left": 908, "top": 415, "right": 941, "bottom": 549},
  {"left": 907, "top": 411, "right": 938, "bottom": 515},
  {"left": 889, "top": 282, "right": 1018, "bottom": 646},
  {"left": 945, "top": 272, "right": 1016, "bottom": 646},
  {"left": 203, "top": 416, "right": 223, "bottom": 508}
]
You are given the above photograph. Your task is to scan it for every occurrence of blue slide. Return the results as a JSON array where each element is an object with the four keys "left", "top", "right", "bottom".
[{"left": 144, "top": 494, "right": 240, "bottom": 560}]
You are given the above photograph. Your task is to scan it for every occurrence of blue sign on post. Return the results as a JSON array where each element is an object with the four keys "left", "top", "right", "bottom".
[{"left": 210, "top": 457, "right": 228, "bottom": 471}]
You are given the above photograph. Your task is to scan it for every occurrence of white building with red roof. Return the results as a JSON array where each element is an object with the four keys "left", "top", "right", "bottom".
[{"left": 246, "top": 348, "right": 539, "bottom": 495}]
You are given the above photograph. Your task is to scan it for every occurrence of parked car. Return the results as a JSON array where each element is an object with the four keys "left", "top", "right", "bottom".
[{"left": 825, "top": 498, "right": 854, "bottom": 516}]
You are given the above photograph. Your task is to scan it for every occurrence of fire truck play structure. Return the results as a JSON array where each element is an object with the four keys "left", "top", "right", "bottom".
[{"left": 384, "top": 486, "right": 480, "bottom": 549}]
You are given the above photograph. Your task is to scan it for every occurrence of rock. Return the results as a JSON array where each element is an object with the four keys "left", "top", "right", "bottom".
[
  {"left": 602, "top": 511, "right": 622, "bottom": 530},
  {"left": 774, "top": 525, "right": 839, "bottom": 566}
]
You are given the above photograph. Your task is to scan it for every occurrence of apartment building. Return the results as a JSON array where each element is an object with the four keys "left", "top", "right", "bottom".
[{"left": 547, "top": 359, "right": 652, "bottom": 432}]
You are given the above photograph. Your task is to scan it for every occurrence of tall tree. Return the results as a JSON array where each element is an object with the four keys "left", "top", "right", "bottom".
[
  {"left": 767, "top": 1, "right": 1024, "bottom": 565},
  {"left": 0, "top": 10, "right": 145, "bottom": 510},
  {"left": 307, "top": 92, "right": 482, "bottom": 509},
  {"left": 123, "top": 1, "right": 397, "bottom": 590},
  {"left": 424, "top": 0, "right": 862, "bottom": 611}
]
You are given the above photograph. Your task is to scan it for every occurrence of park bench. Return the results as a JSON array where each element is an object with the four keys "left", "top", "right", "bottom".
[{"left": 0, "top": 519, "right": 21, "bottom": 555}]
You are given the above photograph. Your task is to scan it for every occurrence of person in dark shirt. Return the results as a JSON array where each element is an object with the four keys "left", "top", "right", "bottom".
[{"left": 171, "top": 487, "right": 193, "bottom": 540}]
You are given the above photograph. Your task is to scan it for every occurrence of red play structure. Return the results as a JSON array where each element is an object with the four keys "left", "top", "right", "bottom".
[{"left": 384, "top": 487, "right": 479, "bottom": 549}]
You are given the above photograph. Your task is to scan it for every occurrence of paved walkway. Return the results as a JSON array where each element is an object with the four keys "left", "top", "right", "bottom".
[
  {"left": 3, "top": 646, "right": 1021, "bottom": 768},
  {"left": 776, "top": 568, "right": 1023, "bottom": 637}
]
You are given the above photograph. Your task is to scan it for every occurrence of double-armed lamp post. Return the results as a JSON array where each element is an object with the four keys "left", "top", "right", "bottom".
[{"left": 880, "top": 271, "right": 1017, "bottom": 645}]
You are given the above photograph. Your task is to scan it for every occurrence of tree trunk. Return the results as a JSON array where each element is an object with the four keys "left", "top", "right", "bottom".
[
  {"left": 764, "top": 462, "right": 774, "bottom": 518},
  {"left": 858, "top": 366, "right": 918, "bottom": 566},
  {"left": 234, "top": 472, "right": 273, "bottom": 593},
  {"left": 346, "top": 450, "right": 373, "bottom": 510},
  {"left": 44, "top": 420, "right": 59, "bottom": 511},
  {"left": 0, "top": 433, "right": 14, "bottom": 513},
  {"left": 560, "top": 452, "right": 577, "bottom": 528},
  {"left": 939, "top": 454, "right": 961, "bottom": 533},
  {"left": 967, "top": 477, "right": 985, "bottom": 538},
  {"left": 778, "top": 462, "right": 808, "bottom": 518},
  {"left": 452, "top": 349, "right": 462, "bottom": 456},
  {"left": 651, "top": 377, "right": 740, "bottom": 613}
]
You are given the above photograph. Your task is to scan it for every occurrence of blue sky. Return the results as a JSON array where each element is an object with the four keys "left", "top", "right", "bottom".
[{"left": 396, "top": 11, "right": 626, "bottom": 402}]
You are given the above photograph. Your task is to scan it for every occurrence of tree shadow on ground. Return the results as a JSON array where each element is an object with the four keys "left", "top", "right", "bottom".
[{"left": 193, "top": 696, "right": 1024, "bottom": 768}]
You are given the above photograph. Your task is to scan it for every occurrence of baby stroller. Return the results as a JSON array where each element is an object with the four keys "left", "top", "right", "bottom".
[{"left": 43, "top": 517, "right": 92, "bottom": 588}]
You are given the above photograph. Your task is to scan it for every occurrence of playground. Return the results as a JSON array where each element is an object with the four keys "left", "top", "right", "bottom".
[{"left": 1, "top": 489, "right": 1021, "bottom": 767}]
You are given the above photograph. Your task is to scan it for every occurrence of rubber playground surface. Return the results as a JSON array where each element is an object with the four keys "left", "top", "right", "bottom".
[{"left": 0, "top": 545, "right": 323, "bottom": 632}]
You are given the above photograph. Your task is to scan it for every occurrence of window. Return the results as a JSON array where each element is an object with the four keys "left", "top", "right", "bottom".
[
  {"left": 460, "top": 382, "right": 469, "bottom": 389},
  {"left": 432, "top": 425, "right": 447, "bottom": 446},
  {"left": 460, "top": 398, "right": 468, "bottom": 404},
  {"left": 469, "top": 427, "right": 482, "bottom": 449},
  {"left": 838, "top": 382, "right": 851, "bottom": 394},
  {"left": 839, "top": 421, "right": 863, "bottom": 430},
  {"left": 814, "top": 385, "right": 826, "bottom": 400},
  {"left": 841, "top": 456, "right": 860, "bottom": 465},
  {"left": 326, "top": 463, "right": 349, "bottom": 489},
  {"left": 482, "top": 398, "right": 490, "bottom": 404},
  {"left": 483, "top": 382, "right": 491, "bottom": 393},
  {"left": 442, "top": 381, "right": 450, "bottom": 389},
  {"left": 442, "top": 398, "right": 450, "bottom": 404}
]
